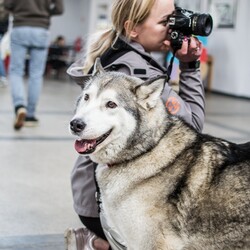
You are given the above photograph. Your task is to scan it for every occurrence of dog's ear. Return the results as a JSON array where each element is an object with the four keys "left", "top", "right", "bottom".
[
  {"left": 135, "top": 75, "right": 165, "bottom": 110},
  {"left": 92, "top": 57, "right": 105, "bottom": 76}
]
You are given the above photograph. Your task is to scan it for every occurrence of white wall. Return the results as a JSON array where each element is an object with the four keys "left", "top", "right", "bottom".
[
  {"left": 49, "top": 0, "right": 90, "bottom": 44},
  {"left": 208, "top": 0, "right": 250, "bottom": 98}
]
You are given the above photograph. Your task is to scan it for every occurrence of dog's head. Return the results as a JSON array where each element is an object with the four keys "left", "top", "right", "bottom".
[{"left": 69, "top": 58, "right": 167, "bottom": 164}]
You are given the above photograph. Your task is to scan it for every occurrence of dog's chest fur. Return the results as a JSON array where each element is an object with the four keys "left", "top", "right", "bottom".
[
  {"left": 95, "top": 124, "right": 199, "bottom": 248},
  {"left": 96, "top": 161, "right": 186, "bottom": 249}
]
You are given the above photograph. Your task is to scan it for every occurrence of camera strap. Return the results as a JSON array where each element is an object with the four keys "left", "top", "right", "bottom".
[{"left": 166, "top": 49, "right": 177, "bottom": 80}]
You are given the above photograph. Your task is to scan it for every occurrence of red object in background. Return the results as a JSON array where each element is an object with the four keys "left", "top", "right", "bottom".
[
  {"left": 200, "top": 47, "right": 208, "bottom": 62},
  {"left": 4, "top": 55, "right": 10, "bottom": 73},
  {"left": 74, "top": 37, "right": 83, "bottom": 52}
]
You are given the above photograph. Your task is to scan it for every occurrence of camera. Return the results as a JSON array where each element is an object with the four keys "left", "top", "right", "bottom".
[{"left": 168, "top": 7, "right": 213, "bottom": 51}]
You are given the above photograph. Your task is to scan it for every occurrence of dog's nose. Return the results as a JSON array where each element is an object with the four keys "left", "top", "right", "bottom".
[{"left": 70, "top": 119, "right": 86, "bottom": 133}]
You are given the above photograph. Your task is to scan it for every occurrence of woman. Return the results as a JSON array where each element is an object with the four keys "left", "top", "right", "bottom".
[{"left": 66, "top": 0, "right": 204, "bottom": 249}]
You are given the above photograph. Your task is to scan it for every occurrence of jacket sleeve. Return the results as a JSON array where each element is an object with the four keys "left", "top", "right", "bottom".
[
  {"left": 160, "top": 66, "right": 205, "bottom": 132},
  {"left": 50, "top": 0, "right": 64, "bottom": 15},
  {"left": 178, "top": 65, "right": 205, "bottom": 132}
]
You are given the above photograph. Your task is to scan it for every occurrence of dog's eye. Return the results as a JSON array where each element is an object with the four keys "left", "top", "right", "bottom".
[
  {"left": 84, "top": 94, "right": 89, "bottom": 101},
  {"left": 106, "top": 101, "right": 117, "bottom": 109}
]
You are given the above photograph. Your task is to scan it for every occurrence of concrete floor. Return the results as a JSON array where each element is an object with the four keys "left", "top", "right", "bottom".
[
  {"left": 0, "top": 76, "right": 250, "bottom": 249},
  {"left": 0, "top": 77, "right": 82, "bottom": 250}
]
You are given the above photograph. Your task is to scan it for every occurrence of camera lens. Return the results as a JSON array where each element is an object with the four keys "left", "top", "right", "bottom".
[{"left": 193, "top": 14, "right": 213, "bottom": 36}]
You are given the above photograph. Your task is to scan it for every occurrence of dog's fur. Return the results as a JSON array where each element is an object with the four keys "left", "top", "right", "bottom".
[{"left": 69, "top": 60, "right": 250, "bottom": 250}]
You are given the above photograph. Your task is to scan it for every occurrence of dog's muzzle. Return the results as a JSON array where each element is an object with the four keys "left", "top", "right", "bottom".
[
  {"left": 70, "top": 118, "right": 113, "bottom": 154},
  {"left": 70, "top": 118, "right": 86, "bottom": 134}
]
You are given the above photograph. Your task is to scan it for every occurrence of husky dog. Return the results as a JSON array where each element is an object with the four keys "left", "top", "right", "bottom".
[{"left": 69, "top": 59, "right": 250, "bottom": 250}]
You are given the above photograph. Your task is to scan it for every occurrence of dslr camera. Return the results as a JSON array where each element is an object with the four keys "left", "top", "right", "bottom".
[{"left": 168, "top": 7, "right": 213, "bottom": 51}]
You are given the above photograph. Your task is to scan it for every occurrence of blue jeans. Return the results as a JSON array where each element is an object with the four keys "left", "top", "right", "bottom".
[{"left": 9, "top": 27, "right": 50, "bottom": 117}]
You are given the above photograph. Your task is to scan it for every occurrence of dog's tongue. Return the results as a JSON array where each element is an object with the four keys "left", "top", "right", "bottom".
[{"left": 75, "top": 139, "right": 96, "bottom": 153}]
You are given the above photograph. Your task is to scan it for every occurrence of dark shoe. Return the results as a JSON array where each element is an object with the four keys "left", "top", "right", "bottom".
[
  {"left": 64, "top": 227, "right": 98, "bottom": 250},
  {"left": 14, "top": 106, "right": 27, "bottom": 130},
  {"left": 24, "top": 117, "right": 39, "bottom": 127}
]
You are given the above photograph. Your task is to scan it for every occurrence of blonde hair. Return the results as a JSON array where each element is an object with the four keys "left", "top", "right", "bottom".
[{"left": 83, "top": 0, "right": 155, "bottom": 73}]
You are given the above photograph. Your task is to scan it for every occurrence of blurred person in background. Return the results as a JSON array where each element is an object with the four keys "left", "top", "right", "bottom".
[
  {"left": 47, "top": 35, "right": 68, "bottom": 78},
  {"left": 0, "top": 0, "right": 9, "bottom": 87},
  {"left": 4, "top": 0, "right": 64, "bottom": 130}
]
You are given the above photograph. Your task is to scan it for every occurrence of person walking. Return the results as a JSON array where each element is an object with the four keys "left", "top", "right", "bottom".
[
  {"left": 4, "top": 0, "right": 64, "bottom": 130},
  {"left": 66, "top": 0, "right": 205, "bottom": 249}
]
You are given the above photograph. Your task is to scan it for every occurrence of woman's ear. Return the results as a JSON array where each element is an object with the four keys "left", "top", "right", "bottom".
[{"left": 124, "top": 20, "right": 138, "bottom": 38}]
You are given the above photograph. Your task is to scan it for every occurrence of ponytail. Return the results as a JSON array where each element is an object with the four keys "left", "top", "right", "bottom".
[{"left": 83, "top": 28, "right": 118, "bottom": 74}]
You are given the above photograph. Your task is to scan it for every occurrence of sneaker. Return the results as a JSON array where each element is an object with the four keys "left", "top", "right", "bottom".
[
  {"left": 14, "top": 106, "right": 27, "bottom": 130},
  {"left": 24, "top": 117, "right": 39, "bottom": 127},
  {"left": 64, "top": 227, "right": 97, "bottom": 250}
]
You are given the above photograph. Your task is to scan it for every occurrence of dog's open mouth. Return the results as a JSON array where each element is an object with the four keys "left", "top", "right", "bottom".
[{"left": 74, "top": 129, "right": 112, "bottom": 154}]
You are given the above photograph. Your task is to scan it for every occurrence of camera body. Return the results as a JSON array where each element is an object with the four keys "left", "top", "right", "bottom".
[{"left": 169, "top": 7, "right": 213, "bottom": 51}]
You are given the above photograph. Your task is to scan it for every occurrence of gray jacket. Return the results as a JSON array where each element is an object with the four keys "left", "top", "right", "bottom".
[
  {"left": 69, "top": 35, "right": 205, "bottom": 217},
  {"left": 4, "top": 0, "right": 64, "bottom": 29}
]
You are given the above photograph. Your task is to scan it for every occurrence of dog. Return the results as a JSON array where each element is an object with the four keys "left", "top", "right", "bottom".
[{"left": 69, "top": 59, "right": 250, "bottom": 250}]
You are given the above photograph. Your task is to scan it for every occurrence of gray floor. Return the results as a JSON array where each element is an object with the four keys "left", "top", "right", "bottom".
[{"left": 0, "top": 77, "right": 250, "bottom": 249}]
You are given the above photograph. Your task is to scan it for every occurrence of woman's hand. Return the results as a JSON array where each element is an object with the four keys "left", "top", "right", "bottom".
[{"left": 175, "top": 36, "right": 203, "bottom": 62}]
